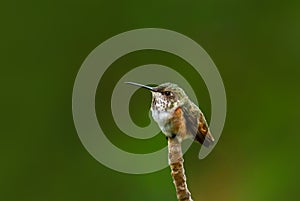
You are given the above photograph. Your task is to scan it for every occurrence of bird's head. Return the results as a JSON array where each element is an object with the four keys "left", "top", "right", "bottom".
[{"left": 125, "top": 82, "right": 188, "bottom": 111}]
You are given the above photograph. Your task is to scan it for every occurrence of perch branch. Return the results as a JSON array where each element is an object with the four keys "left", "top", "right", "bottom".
[{"left": 168, "top": 137, "right": 193, "bottom": 201}]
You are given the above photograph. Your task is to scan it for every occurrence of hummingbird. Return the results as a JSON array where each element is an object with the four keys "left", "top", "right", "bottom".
[{"left": 125, "top": 82, "right": 215, "bottom": 147}]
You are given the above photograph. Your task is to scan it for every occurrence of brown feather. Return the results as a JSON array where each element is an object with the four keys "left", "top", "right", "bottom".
[
  {"left": 195, "top": 113, "right": 214, "bottom": 147},
  {"left": 181, "top": 101, "right": 214, "bottom": 147}
]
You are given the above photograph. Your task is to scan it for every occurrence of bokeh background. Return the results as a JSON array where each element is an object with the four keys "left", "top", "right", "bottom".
[{"left": 1, "top": 1, "right": 300, "bottom": 201}]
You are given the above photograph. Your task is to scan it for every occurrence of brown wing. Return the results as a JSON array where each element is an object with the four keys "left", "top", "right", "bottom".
[
  {"left": 182, "top": 101, "right": 214, "bottom": 147},
  {"left": 195, "top": 112, "right": 215, "bottom": 147}
]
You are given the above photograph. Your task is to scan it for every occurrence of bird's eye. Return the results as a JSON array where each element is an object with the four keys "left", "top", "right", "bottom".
[{"left": 164, "top": 91, "right": 171, "bottom": 96}]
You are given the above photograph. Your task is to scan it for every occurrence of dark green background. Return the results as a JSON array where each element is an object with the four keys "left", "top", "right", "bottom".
[{"left": 2, "top": 1, "right": 300, "bottom": 201}]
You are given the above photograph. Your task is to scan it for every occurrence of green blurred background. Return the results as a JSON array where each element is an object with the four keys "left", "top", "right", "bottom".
[{"left": 1, "top": 1, "right": 300, "bottom": 201}]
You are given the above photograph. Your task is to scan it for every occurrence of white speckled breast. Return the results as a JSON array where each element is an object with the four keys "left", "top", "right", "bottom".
[
  {"left": 151, "top": 109, "right": 172, "bottom": 134},
  {"left": 151, "top": 95, "right": 177, "bottom": 135}
]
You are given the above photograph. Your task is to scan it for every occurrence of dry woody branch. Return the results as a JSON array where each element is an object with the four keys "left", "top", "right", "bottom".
[{"left": 168, "top": 138, "right": 193, "bottom": 201}]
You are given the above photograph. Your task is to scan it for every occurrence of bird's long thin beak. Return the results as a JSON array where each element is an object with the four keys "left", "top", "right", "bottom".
[{"left": 125, "top": 82, "right": 157, "bottom": 92}]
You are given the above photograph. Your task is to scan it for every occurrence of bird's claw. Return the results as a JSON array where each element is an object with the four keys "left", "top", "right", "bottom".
[{"left": 166, "top": 133, "right": 177, "bottom": 140}]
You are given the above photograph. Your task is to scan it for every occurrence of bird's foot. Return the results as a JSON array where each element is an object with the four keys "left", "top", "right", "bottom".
[{"left": 166, "top": 133, "right": 176, "bottom": 140}]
